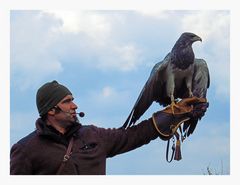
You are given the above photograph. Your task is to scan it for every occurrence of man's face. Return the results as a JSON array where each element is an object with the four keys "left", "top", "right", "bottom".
[{"left": 54, "top": 94, "right": 79, "bottom": 127}]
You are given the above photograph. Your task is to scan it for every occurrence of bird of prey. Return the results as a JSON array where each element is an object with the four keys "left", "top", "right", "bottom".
[{"left": 122, "top": 32, "right": 210, "bottom": 136}]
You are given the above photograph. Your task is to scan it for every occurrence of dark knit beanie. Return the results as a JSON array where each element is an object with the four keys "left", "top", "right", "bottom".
[{"left": 36, "top": 80, "right": 72, "bottom": 116}]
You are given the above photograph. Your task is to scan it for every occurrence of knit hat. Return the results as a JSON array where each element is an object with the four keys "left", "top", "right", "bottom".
[{"left": 36, "top": 80, "right": 72, "bottom": 116}]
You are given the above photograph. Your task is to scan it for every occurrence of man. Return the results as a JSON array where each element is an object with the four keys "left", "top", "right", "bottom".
[{"left": 10, "top": 80, "right": 208, "bottom": 175}]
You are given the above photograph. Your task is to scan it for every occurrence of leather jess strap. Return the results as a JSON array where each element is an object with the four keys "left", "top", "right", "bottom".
[{"left": 56, "top": 137, "right": 74, "bottom": 175}]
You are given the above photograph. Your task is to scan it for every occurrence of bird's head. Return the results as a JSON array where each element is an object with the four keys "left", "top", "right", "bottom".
[
  {"left": 172, "top": 32, "right": 202, "bottom": 51},
  {"left": 180, "top": 32, "right": 202, "bottom": 44}
]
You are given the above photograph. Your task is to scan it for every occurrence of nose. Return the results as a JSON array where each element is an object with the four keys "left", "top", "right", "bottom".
[{"left": 71, "top": 101, "right": 78, "bottom": 110}]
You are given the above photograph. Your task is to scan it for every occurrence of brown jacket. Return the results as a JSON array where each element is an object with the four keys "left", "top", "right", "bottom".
[{"left": 10, "top": 118, "right": 158, "bottom": 175}]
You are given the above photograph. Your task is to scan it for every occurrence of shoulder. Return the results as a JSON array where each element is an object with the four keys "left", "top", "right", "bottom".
[
  {"left": 11, "top": 131, "right": 38, "bottom": 152},
  {"left": 17, "top": 131, "right": 37, "bottom": 145},
  {"left": 77, "top": 124, "right": 101, "bottom": 135},
  {"left": 10, "top": 131, "right": 39, "bottom": 164},
  {"left": 77, "top": 124, "right": 119, "bottom": 139}
]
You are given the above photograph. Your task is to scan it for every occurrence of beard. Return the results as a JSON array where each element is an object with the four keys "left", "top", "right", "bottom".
[{"left": 58, "top": 114, "right": 79, "bottom": 129}]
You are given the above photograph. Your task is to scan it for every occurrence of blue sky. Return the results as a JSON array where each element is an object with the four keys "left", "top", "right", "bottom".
[{"left": 10, "top": 10, "right": 230, "bottom": 175}]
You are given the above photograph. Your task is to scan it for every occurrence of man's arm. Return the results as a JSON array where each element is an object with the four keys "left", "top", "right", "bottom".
[
  {"left": 98, "top": 97, "right": 208, "bottom": 158},
  {"left": 10, "top": 143, "right": 33, "bottom": 175},
  {"left": 100, "top": 118, "right": 159, "bottom": 158}
]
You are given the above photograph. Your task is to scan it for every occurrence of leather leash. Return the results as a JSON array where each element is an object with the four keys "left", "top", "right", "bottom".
[{"left": 56, "top": 137, "right": 74, "bottom": 175}]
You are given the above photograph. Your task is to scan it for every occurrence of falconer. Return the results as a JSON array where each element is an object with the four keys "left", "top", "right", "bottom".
[{"left": 10, "top": 80, "right": 208, "bottom": 175}]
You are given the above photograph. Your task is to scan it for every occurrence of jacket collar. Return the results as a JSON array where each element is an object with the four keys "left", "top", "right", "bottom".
[{"left": 35, "top": 118, "right": 81, "bottom": 145}]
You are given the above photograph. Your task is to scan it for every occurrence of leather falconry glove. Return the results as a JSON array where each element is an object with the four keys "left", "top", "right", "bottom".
[{"left": 152, "top": 97, "right": 209, "bottom": 162}]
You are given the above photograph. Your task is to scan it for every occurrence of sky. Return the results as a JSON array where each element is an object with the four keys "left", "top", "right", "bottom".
[{"left": 9, "top": 10, "right": 230, "bottom": 175}]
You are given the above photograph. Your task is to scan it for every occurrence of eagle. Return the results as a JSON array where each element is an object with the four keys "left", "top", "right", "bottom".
[{"left": 122, "top": 32, "right": 210, "bottom": 136}]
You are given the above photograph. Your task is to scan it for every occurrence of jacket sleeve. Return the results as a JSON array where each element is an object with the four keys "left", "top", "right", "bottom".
[
  {"left": 10, "top": 143, "right": 33, "bottom": 175},
  {"left": 97, "top": 118, "right": 159, "bottom": 158}
]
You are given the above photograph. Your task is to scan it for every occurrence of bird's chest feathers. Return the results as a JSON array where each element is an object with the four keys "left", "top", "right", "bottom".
[
  {"left": 172, "top": 47, "right": 194, "bottom": 70},
  {"left": 167, "top": 63, "right": 194, "bottom": 88}
]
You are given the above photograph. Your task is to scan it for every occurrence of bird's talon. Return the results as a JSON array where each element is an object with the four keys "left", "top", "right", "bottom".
[{"left": 170, "top": 101, "right": 188, "bottom": 114}]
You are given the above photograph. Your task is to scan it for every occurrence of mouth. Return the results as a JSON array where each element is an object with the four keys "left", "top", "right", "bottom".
[{"left": 71, "top": 112, "right": 77, "bottom": 117}]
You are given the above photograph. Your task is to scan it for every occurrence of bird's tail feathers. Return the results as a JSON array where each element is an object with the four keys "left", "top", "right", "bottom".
[
  {"left": 122, "top": 109, "right": 135, "bottom": 129},
  {"left": 183, "top": 118, "right": 198, "bottom": 137}
]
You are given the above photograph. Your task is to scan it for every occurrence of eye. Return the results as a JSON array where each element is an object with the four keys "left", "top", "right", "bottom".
[{"left": 61, "top": 98, "right": 74, "bottom": 104}]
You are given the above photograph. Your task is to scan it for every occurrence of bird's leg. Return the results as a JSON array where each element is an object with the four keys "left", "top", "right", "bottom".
[
  {"left": 188, "top": 88, "right": 193, "bottom": 97},
  {"left": 170, "top": 95, "right": 187, "bottom": 115},
  {"left": 186, "top": 76, "right": 193, "bottom": 97},
  {"left": 170, "top": 95, "right": 180, "bottom": 115},
  {"left": 170, "top": 95, "right": 176, "bottom": 114},
  {"left": 167, "top": 76, "right": 187, "bottom": 114}
]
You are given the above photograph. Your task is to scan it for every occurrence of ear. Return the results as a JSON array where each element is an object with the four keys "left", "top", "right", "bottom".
[{"left": 48, "top": 108, "right": 56, "bottom": 116}]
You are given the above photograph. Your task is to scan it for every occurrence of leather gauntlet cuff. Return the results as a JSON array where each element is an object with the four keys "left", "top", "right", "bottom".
[
  {"left": 152, "top": 97, "right": 207, "bottom": 140},
  {"left": 152, "top": 111, "right": 190, "bottom": 141},
  {"left": 151, "top": 97, "right": 208, "bottom": 162}
]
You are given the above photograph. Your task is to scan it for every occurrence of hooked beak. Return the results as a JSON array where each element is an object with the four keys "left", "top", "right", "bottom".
[{"left": 193, "top": 35, "right": 202, "bottom": 42}]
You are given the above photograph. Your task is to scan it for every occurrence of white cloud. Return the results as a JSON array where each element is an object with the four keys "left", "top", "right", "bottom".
[
  {"left": 181, "top": 11, "right": 230, "bottom": 99},
  {"left": 94, "top": 86, "right": 124, "bottom": 102},
  {"left": 115, "top": 44, "right": 141, "bottom": 68},
  {"left": 11, "top": 11, "right": 143, "bottom": 91},
  {"left": 11, "top": 11, "right": 65, "bottom": 90},
  {"left": 181, "top": 11, "right": 229, "bottom": 42},
  {"left": 76, "top": 85, "right": 132, "bottom": 127},
  {"left": 84, "top": 85, "right": 131, "bottom": 114},
  {"left": 46, "top": 11, "right": 142, "bottom": 72},
  {"left": 96, "top": 43, "right": 142, "bottom": 72},
  {"left": 45, "top": 11, "right": 111, "bottom": 42},
  {"left": 135, "top": 10, "right": 170, "bottom": 19},
  {"left": 45, "top": 11, "right": 145, "bottom": 70},
  {"left": 11, "top": 10, "right": 230, "bottom": 101},
  {"left": 102, "top": 86, "right": 114, "bottom": 98}
]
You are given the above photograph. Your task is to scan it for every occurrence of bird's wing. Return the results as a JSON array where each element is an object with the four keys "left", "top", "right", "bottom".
[
  {"left": 192, "top": 58, "right": 210, "bottom": 97},
  {"left": 183, "top": 58, "right": 210, "bottom": 136},
  {"left": 122, "top": 54, "right": 170, "bottom": 128}
]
